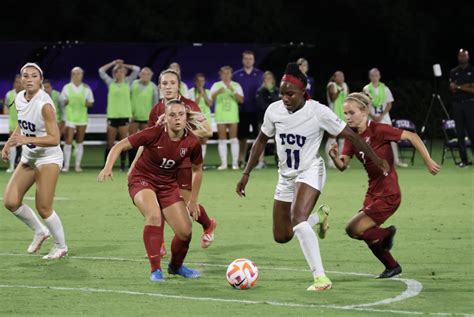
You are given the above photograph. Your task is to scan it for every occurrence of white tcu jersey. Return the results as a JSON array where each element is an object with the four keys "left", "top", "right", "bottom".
[
  {"left": 261, "top": 99, "right": 346, "bottom": 178},
  {"left": 15, "top": 89, "right": 62, "bottom": 160}
]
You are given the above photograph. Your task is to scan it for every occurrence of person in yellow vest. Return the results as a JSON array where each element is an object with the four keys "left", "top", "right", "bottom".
[
  {"left": 210, "top": 66, "right": 244, "bottom": 170},
  {"left": 3, "top": 74, "right": 23, "bottom": 172},
  {"left": 60, "top": 67, "right": 95, "bottom": 172},
  {"left": 129, "top": 67, "right": 158, "bottom": 165},
  {"left": 363, "top": 68, "right": 408, "bottom": 168},
  {"left": 99, "top": 59, "right": 140, "bottom": 171},
  {"left": 325, "top": 71, "right": 349, "bottom": 168},
  {"left": 188, "top": 73, "right": 213, "bottom": 159},
  {"left": 43, "top": 80, "right": 63, "bottom": 136},
  {"left": 168, "top": 62, "right": 189, "bottom": 97}
]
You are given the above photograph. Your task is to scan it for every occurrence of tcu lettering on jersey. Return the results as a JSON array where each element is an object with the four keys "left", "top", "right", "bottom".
[
  {"left": 18, "top": 119, "right": 36, "bottom": 132},
  {"left": 279, "top": 133, "right": 307, "bottom": 147}
]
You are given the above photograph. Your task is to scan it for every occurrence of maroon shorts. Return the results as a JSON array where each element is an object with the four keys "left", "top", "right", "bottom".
[
  {"left": 177, "top": 167, "right": 192, "bottom": 191},
  {"left": 128, "top": 179, "right": 183, "bottom": 209},
  {"left": 359, "top": 193, "right": 401, "bottom": 225}
]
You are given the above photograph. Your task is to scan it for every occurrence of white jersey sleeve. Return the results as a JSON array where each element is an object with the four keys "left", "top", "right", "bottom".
[
  {"left": 385, "top": 86, "right": 394, "bottom": 103},
  {"left": 318, "top": 105, "right": 346, "bottom": 136},
  {"left": 260, "top": 103, "right": 276, "bottom": 137}
]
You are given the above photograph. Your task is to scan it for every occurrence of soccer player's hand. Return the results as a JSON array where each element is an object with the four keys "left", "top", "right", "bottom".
[
  {"left": 187, "top": 201, "right": 200, "bottom": 221},
  {"left": 378, "top": 159, "right": 390, "bottom": 176},
  {"left": 329, "top": 143, "right": 339, "bottom": 159},
  {"left": 97, "top": 169, "right": 113, "bottom": 182},
  {"left": 236, "top": 174, "right": 249, "bottom": 197},
  {"left": 9, "top": 133, "right": 27, "bottom": 146},
  {"left": 155, "top": 114, "right": 166, "bottom": 126},
  {"left": 1, "top": 146, "right": 10, "bottom": 161},
  {"left": 426, "top": 159, "right": 441, "bottom": 175}
]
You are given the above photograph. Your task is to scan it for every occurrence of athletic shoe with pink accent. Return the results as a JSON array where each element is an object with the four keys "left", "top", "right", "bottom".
[
  {"left": 201, "top": 218, "right": 217, "bottom": 248},
  {"left": 42, "top": 245, "right": 68, "bottom": 260},
  {"left": 27, "top": 230, "right": 51, "bottom": 254}
]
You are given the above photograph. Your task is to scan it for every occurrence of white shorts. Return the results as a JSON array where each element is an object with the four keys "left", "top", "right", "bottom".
[
  {"left": 274, "top": 162, "right": 326, "bottom": 203},
  {"left": 66, "top": 122, "right": 87, "bottom": 129},
  {"left": 21, "top": 147, "right": 63, "bottom": 169}
]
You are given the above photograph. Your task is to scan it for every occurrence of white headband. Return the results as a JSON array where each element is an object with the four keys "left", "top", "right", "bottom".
[{"left": 20, "top": 62, "right": 44, "bottom": 77}]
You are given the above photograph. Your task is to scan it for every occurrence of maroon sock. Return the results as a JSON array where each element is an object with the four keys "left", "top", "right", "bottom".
[
  {"left": 196, "top": 204, "right": 211, "bottom": 230},
  {"left": 143, "top": 225, "right": 163, "bottom": 272},
  {"left": 367, "top": 241, "right": 399, "bottom": 269},
  {"left": 159, "top": 217, "right": 165, "bottom": 245},
  {"left": 361, "top": 227, "right": 391, "bottom": 243},
  {"left": 170, "top": 235, "right": 191, "bottom": 269}
]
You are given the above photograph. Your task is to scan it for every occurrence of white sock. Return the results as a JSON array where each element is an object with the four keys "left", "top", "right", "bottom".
[
  {"left": 307, "top": 214, "right": 320, "bottom": 227},
  {"left": 201, "top": 144, "right": 207, "bottom": 159},
  {"left": 230, "top": 138, "right": 239, "bottom": 167},
  {"left": 293, "top": 221, "right": 325, "bottom": 278},
  {"left": 13, "top": 204, "right": 47, "bottom": 234},
  {"left": 63, "top": 144, "right": 72, "bottom": 169},
  {"left": 391, "top": 142, "right": 400, "bottom": 164},
  {"left": 75, "top": 143, "right": 84, "bottom": 169},
  {"left": 44, "top": 211, "right": 67, "bottom": 248},
  {"left": 9, "top": 146, "right": 17, "bottom": 170},
  {"left": 218, "top": 139, "right": 227, "bottom": 166}
]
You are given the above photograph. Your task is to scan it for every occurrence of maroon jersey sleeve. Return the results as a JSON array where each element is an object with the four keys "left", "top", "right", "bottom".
[
  {"left": 341, "top": 138, "right": 355, "bottom": 157},
  {"left": 128, "top": 125, "right": 162, "bottom": 148},
  {"left": 181, "top": 96, "right": 201, "bottom": 113},
  {"left": 189, "top": 138, "right": 203, "bottom": 165},
  {"left": 377, "top": 123, "right": 403, "bottom": 142},
  {"left": 147, "top": 105, "right": 159, "bottom": 127}
]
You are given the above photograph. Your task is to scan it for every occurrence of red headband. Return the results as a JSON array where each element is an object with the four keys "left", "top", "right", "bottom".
[{"left": 281, "top": 74, "right": 306, "bottom": 91}]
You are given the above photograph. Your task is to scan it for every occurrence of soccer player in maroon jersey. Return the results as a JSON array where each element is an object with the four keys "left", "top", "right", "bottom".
[
  {"left": 98, "top": 99, "right": 205, "bottom": 282},
  {"left": 131, "top": 68, "right": 216, "bottom": 255},
  {"left": 329, "top": 92, "right": 440, "bottom": 278}
]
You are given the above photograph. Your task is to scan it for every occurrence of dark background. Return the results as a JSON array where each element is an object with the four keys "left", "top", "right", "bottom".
[{"left": 1, "top": 0, "right": 473, "bottom": 137}]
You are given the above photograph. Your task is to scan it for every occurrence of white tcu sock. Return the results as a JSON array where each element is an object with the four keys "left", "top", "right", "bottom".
[
  {"left": 230, "top": 138, "right": 239, "bottom": 166},
  {"left": 75, "top": 143, "right": 84, "bottom": 168},
  {"left": 9, "top": 146, "right": 17, "bottom": 170},
  {"left": 63, "top": 144, "right": 72, "bottom": 169},
  {"left": 391, "top": 142, "right": 400, "bottom": 164},
  {"left": 218, "top": 139, "right": 227, "bottom": 166},
  {"left": 307, "top": 214, "right": 320, "bottom": 227},
  {"left": 201, "top": 144, "right": 207, "bottom": 159},
  {"left": 13, "top": 204, "right": 47, "bottom": 234},
  {"left": 293, "top": 221, "right": 325, "bottom": 278},
  {"left": 44, "top": 211, "right": 67, "bottom": 248}
]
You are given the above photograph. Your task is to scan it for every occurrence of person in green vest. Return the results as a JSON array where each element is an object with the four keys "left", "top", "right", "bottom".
[
  {"left": 99, "top": 59, "right": 140, "bottom": 171},
  {"left": 363, "top": 68, "right": 408, "bottom": 168},
  {"left": 60, "top": 67, "right": 95, "bottom": 172},
  {"left": 168, "top": 62, "right": 189, "bottom": 97},
  {"left": 129, "top": 67, "right": 158, "bottom": 165},
  {"left": 325, "top": 71, "right": 349, "bottom": 168},
  {"left": 188, "top": 73, "right": 213, "bottom": 159},
  {"left": 210, "top": 66, "right": 244, "bottom": 170},
  {"left": 43, "top": 79, "right": 63, "bottom": 135},
  {"left": 3, "top": 74, "right": 23, "bottom": 172}
]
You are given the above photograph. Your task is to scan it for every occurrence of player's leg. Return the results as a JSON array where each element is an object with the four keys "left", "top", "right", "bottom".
[
  {"left": 162, "top": 201, "right": 200, "bottom": 278},
  {"left": 217, "top": 124, "right": 228, "bottom": 170},
  {"left": 272, "top": 200, "right": 293, "bottom": 243},
  {"left": 3, "top": 163, "right": 50, "bottom": 253},
  {"left": 74, "top": 125, "right": 87, "bottom": 172},
  {"left": 133, "top": 188, "right": 165, "bottom": 281},
  {"left": 105, "top": 124, "right": 118, "bottom": 164},
  {"left": 453, "top": 103, "right": 469, "bottom": 165},
  {"left": 62, "top": 126, "right": 75, "bottom": 172},
  {"left": 229, "top": 123, "right": 239, "bottom": 169},
  {"left": 128, "top": 121, "right": 139, "bottom": 167},
  {"left": 139, "top": 122, "right": 148, "bottom": 131},
  {"left": 200, "top": 138, "right": 208, "bottom": 159},
  {"left": 35, "top": 164, "right": 68, "bottom": 259},
  {"left": 117, "top": 124, "right": 129, "bottom": 171}
]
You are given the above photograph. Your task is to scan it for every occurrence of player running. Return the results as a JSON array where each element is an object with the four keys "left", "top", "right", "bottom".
[
  {"left": 1, "top": 63, "right": 68, "bottom": 259},
  {"left": 329, "top": 92, "right": 440, "bottom": 278},
  {"left": 236, "top": 63, "right": 389, "bottom": 291},
  {"left": 98, "top": 99, "right": 204, "bottom": 282}
]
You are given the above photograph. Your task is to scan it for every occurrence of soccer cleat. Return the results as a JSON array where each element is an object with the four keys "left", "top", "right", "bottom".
[
  {"left": 27, "top": 230, "right": 51, "bottom": 254},
  {"left": 61, "top": 167, "right": 69, "bottom": 172},
  {"left": 255, "top": 161, "right": 267, "bottom": 169},
  {"left": 6, "top": 168, "right": 14, "bottom": 173},
  {"left": 382, "top": 225, "right": 397, "bottom": 251},
  {"left": 201, "top": 218, "right": 217, "bottom": 248},
  {"left": 42, "top": 245, "right": 68, "bottom": 260},
  {"left": 307, "top": 275, "right": 332, "bottom": 291},
  {"left": 396, "top": 162, "right": 408, "bottom": 168},
  {"left": 217, "top": 165, "right": 228, "bottom": 171},
  {"left": 160, "top": 242, "right": 167, "bottom": 257},
  {"left": 168, "top": 264, "right": 201, "bottom": 278},
  {"left": 376, "top": 265, "right": 402, "bottom": 279},
  {"left": 74, "top": 167, "right": 83, "bottom": 172},
  {"left": 150, "top": 269, "right": 165, "bottom": 282},
  {"left": 316, "top": 204, "right": 330, "bottom": 239},
  {"left": 232, "top": 165, "right": 240, "bottom": 170}
]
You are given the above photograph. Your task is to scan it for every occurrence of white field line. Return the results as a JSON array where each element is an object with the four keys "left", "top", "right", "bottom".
[{"left": 0, "top": 196, "right": 71, "bottom": 201}]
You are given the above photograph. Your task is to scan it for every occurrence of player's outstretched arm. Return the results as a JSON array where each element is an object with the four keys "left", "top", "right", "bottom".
[
  {"left": 97, "top": 138, "right": 133, "bottom": 182},
  {"left": 400, "top": 131, "right": 440, "bottom": 175},
  {"left": 328, "top": 143, "right": 351, "bottom": 171},
  {"left": 127, "top": 146, "right": 144, "bottom": 176},
  {"left": 1, "top": 126, "right": 20, "bottom": 161},
  {"left": 236, "top": 131, "right": 270, "bottom": 197},
  {"left": 339, "top": 126, "right": 389, "bottom": 174}
]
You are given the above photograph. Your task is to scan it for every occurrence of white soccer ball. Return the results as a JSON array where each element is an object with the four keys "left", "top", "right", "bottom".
[{"left": 226, "top": 258, "right": 259, "bottom": 289}]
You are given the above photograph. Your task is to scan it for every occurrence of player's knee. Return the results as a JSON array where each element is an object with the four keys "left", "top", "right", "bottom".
[
  {"left": 176, "top": 229, "right": 192, "bottom": 241},
  {"left": 3, "top": 196, "right": 21, "bottom": 212},
  {"left": 146, "top": 214, "right": 162, "bottom": 226},
  {"left": 345, "top": 224, "right": 360, "bottom": 239},
  {"left": 273, "top": 231, "right": 293, "bottom": 244},
  {"left": 35, "top": 204, "right": 52, "bottom": 218}
]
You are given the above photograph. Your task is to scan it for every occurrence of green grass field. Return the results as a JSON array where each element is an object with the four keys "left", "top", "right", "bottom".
[{"left": 0, "top": 144, "right": 472, "bottom": 316}]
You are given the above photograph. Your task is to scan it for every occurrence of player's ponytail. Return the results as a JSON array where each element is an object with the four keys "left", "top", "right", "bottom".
[{"left": 346, "top": 92, "right": 372, "bottom": 111}]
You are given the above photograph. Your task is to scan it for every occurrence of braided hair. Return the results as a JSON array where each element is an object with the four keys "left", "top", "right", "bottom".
[{"left": 284, "top": 62, "right": 308, "bottom": 88}]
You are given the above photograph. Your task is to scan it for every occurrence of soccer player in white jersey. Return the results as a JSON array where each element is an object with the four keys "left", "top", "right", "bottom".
[
  {"left": 236, "top": 63, "right": 389, "bottom": 291},
  {"left": 1, "top": 63, "right": 68, "bottom": 260}
]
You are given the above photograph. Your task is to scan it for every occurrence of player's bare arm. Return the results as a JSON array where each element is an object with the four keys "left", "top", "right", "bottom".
[
  {"left": 400, "top": 131, "right": 440, "bottom": 175},
  {"left": 329, "top": 143, "right": 351, "bottom": 171},
  {"left": 98, "top": 138, "right": 133, "bottom": 182}
]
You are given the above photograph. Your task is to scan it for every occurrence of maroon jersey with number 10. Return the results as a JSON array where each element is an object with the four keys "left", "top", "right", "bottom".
[{"left": 342, "top": 121, "right": 403, "bottom": 197}]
